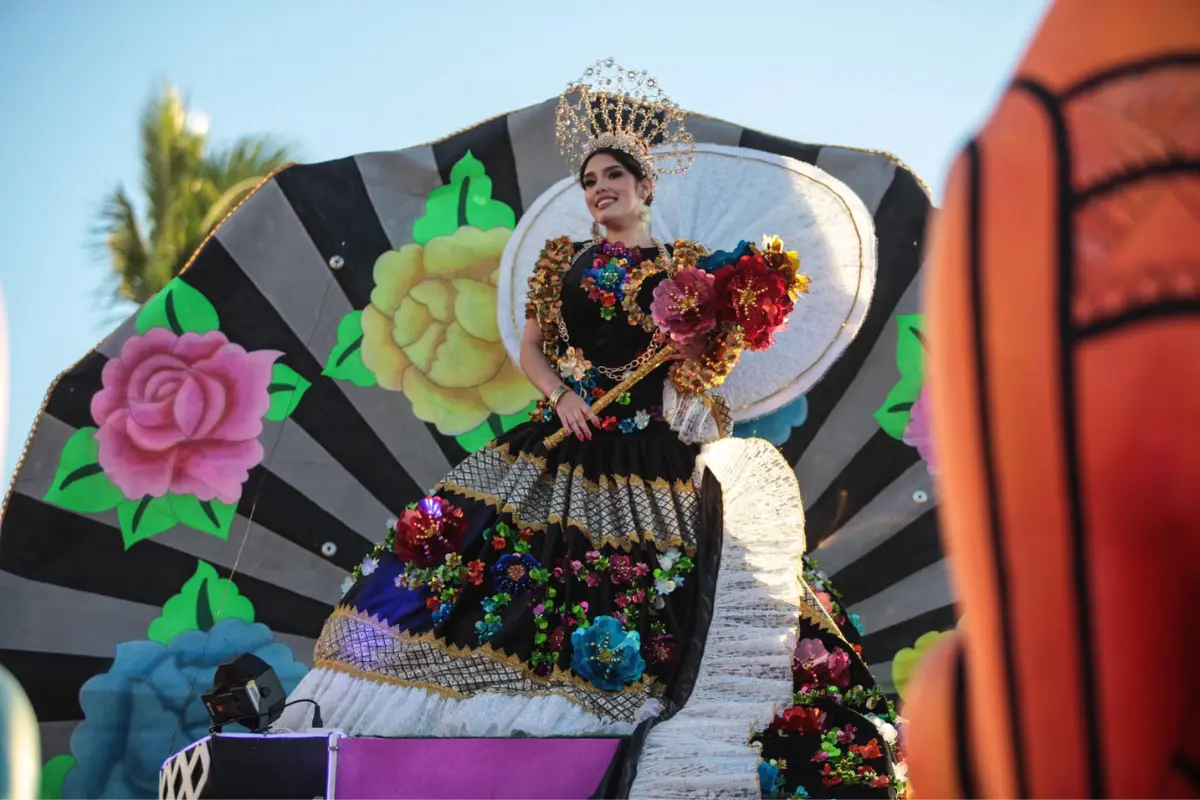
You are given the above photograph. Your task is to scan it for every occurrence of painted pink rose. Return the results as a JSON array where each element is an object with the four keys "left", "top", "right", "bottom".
[
  {"left": 91, "top": 327, "right": 280, "bottom": 504},
  {"left": 903, "top": 385, "right": 938, "bottom": 476}
]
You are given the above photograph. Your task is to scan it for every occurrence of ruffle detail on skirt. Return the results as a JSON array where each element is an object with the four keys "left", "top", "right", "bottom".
[
  {"left": 629, "top": 437, "right": 807, "bottom": 799},
  {"left": 437, "top": 431, "right": 700, "bottom": 554},
  {"left": 274, "top": 665, "right": 654, "bottom": 738}
]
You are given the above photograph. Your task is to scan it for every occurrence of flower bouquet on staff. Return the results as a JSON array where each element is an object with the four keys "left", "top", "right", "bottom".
[
  {"left": 543, "top": 236, "right": 810, "bottom": 449},
  {"left": 660, "top": 235, "right": 811, "bottom": 394}
]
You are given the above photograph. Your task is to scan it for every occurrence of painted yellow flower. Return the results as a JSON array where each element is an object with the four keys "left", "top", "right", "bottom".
[
  {"left": 891, "top": 629, "right": 954, "bottom": 699},
  {"left": 360, "top": 226, "right": 538, "bottom": 435}
]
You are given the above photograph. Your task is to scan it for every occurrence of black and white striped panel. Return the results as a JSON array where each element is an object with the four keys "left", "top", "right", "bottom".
[{"left": 0, "top": 96, "right": 944, "bottom": 754}]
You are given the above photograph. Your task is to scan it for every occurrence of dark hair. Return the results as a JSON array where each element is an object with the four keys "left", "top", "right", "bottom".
[{"left": 579, "top": 147, "right": 653, "bottom": 205}]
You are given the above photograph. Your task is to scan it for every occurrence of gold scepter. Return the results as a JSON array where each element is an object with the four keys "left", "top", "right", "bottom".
[{"left": 543, "top": 343, "right": 678, "bottom": 450}]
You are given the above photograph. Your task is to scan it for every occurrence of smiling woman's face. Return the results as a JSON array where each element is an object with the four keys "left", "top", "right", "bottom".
[{"left": 581, "top": 151, "right": 651, "bottom": 228}]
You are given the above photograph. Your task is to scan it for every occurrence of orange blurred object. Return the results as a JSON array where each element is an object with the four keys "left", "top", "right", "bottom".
[{"left": 905, "top": 0, "right": 1200, "bottom": 796}]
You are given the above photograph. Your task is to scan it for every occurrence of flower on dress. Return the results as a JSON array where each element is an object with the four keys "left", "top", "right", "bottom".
[
  {"left": 649, "top": 267, "right": 718, "bottom": 348},
  {"left": 758, "top": 760, "right": 785, "bottom": 799},
  {"left": 778, "top": 705, "right": 827, "bottom": 735},
  {"left": 475, "top": 619, "right": 502, "bottom": 643},
  {"left": 492, "top": 553, "right": 539, "bottom": 595},
  {"left": 392, "top": 496, "right": 467, "bottom": 568},
  {"left": 570, "top": 616, "right": 646, "bottom": 691},
  {"left": 618, "top": 418, "right": 637, "bottom": 434},
  {"left": 654, "top": 577, "right": 678, "bottom": 596},
  {"left": 466, "top": 560, "right": 485, "bottom": 586},
  {"left": 633, "top": 409, "right": 651, "bottom": 429},
  {"left": 340, "top": 576, "right": 355, "bottom": 595},
  {"left": 432, "top": 603, "right": 453, "bottom": 626},
  {"left": 793, "top": 638, "right": 852, "bottom": 689},
  {"left": 558, "top": 346, "right": 594, "bottom": 382},
  {"left": 360, "top": 556, "right": 378, "bottom": 576},
  {"left": 609, "top": 555, "right": 633, "bottom": 585},
  {"left": 645, "top": 634, "right": 676, "bottom": 667},
  {"left": 658, "top": 548, "right": 681, "bottom": 571},
  {"left": 865, "top": 713, "right": 899, "bottom": 746}
]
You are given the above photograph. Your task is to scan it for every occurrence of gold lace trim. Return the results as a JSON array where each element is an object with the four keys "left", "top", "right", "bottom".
[
  {"left": 314, "top": 605, "right": 662, "bottom": 723},
  {"left": 489, "top": 440, "right": 696, "bottom": 495}
]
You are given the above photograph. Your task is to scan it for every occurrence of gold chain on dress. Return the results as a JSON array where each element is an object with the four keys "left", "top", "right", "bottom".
[{"left": 558, "top": 239, "right": 668, "bottom": 379}]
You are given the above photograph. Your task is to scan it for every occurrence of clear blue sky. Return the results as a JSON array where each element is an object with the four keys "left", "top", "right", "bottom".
[{"left": 0, "top": 0, "right": 1050, "bottom": 485}]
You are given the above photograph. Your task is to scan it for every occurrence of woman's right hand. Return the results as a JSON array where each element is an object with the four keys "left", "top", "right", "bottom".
[{"left": 555, "top": 391, "right": 600, "bottom": 441}]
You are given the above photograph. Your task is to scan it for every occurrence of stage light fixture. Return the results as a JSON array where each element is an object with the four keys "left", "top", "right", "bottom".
[{"left": 201, "top": 653, "right": 290, "bottom": 733}]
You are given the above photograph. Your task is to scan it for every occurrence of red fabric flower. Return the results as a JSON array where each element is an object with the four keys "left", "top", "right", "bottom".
[
  {"left": 491, "top": 535, "right": 507, "bottom": 550},
  {"left": 466, "top": 560, "right": 485, "bottom": 586},
  {"left": 548, "top": 625, "right": 566, "bottom": 652},
  {"left": 425, "top": 596, "right": 442, "bottom": 611},
  {"left": 600, "top": 416, "right": 619, "bottom": 431},
  {"left": 713, "top": 255, "right": 794, "bottom": 350},
  {"left": 609, "top": 555, "right": 633, "bottom": 585},
  {"left": 519, "top": 527, "right": 533, "bottom": 542},
  {"left": 646, "top": 634, "right": 676, "bottom": 667},
  {"left": 778, "top": 705, "right": 827, "bottom": 735},
  {"left": 392, "top": 496, "right": 467, "bottom": 567}
]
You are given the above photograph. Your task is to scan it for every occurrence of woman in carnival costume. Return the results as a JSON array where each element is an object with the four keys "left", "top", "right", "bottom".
[{"left": 279, "top": 60, "right": 907, "bottom": 798}]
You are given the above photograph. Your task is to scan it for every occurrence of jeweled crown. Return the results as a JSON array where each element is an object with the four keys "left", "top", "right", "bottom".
[{"left": 555, "top": 58, "right": 695, "bottom": 180}]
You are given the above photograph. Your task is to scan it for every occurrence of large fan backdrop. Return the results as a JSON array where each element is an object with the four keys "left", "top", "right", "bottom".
[{"left": 0, "top": 96, "right": 945, "bottom": 799}]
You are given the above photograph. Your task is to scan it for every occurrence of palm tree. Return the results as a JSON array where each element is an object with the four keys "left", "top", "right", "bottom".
[{"left": 95, "top": 83, "right": 294, "bottom": 305}]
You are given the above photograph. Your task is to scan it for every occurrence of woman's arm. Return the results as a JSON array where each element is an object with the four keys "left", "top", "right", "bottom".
[
  {"left": 519, "top": 317, "right": 568, "bottom": 396},
  {"left": 520, "top": 317, "right": 599, "bottom": 440}
]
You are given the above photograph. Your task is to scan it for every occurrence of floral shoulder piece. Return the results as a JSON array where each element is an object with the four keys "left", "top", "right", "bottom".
[
  {"left": 648, "top": 236, "right": 812, "bottom": 395},
  {"left": 524, "top": 236, "right": 578, "bottom": 364},
  {"left": 619, "top": 240, "right": 690, "bottom": 333}
]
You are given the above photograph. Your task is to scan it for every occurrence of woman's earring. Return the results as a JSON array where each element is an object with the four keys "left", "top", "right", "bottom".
[
  {"left": 591, "top": 220, "right": 602, "bottom": 240},
  {"left": 638, "top": 203, "right": 651, "bottom": 226}
]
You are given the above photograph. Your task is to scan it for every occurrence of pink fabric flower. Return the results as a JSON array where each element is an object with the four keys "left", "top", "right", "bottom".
[
  {"left": 903, "top": 385, "right": 938, "bottom": 475},
  {"left": 91, "top": 327, "right": 280, "bottom": 504},
  {"left": 649, "top": 267, "right": 717, "bottom": 348}
]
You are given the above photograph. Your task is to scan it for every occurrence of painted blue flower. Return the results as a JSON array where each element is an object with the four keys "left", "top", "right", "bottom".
[
  {"left": 63, "top": 620, "right": 309, "bottom": 799},
  {"left": 570, "top": 616, "right": 645, "bottom": 691},
  {"left": 492, "top": 553, "right": 539, "bottom": 595},
  {"left": 733, "top": 394, "right": 808, "bottom": 445},
  {"left": 618, "top": 417, "right": 637, "bottom": 434},
  {"left": 475, "top": 619, "right": 502, "bottom": 643},
  {"left": 758, "top": 760, "right": 785, "bottom": 799},
  {"left": 432, "top": 603, "right": 453, "bottom": 626},
  {"left": 698, "top": 240, "right": 753, "bottom": 272}
]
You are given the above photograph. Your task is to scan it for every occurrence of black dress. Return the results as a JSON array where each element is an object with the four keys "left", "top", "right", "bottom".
[{"left": 307, "top": 240, "right": 721, "bottom": 729}]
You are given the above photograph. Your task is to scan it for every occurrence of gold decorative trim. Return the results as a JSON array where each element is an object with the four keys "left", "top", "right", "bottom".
[
  {"left": 315, "top": 605, "right": 662, "bottom": 722},
  {"left": 488, "top": 441, "right": 696, "bottom": 495}
]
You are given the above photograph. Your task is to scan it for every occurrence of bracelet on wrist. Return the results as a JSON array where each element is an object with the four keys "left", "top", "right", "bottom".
[{"left": 548, "top": 385, "right": 570, "bottom": 410}]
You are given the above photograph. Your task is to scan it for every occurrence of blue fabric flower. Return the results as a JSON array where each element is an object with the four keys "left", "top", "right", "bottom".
[
  {"left": 849, "top": 612, "right": 864, "bottom": 635},
  {"left": 570, "top": 616, "right": 645, "bottom": 691},
  {"left": 698, "top": 240, "right": 753, "bottom": 272},
  {"left": 475, "top": 619, "right": 502, "bottom": 643},
  {"left": 432, "top": 603, "right": 453, "bottom": 626},
  {"left": 793, "top": 786, "right": 809, "bottom": 798},
  {"left": 758, "top": 760, "right": 785, "bottom": 799},
  {"left": 618, "top": 417, "right": 637, "bottom": 434},
  {"left": 492, "top": 553, "right": 539, "bottom": 595}
]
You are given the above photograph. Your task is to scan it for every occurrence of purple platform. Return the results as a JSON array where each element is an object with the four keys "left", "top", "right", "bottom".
[
  {"left": 159, "top": 732, "right": 625, "bottom": 799},
  {"left": 335, "top": 736, "right": 623, "bottom": 799}
]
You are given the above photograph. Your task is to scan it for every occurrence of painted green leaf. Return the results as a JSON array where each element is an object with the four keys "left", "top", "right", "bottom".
[
  {"left": 895, "top": 313, "right": 928, "bottom": 380},
  {"left": 454, "top": 402, "right": 537, "bottom": 454},
  {"left": 874, "top": 373, "right": 924, "bottom": 440},
  {"left": 42, "top": 427, "right": 125, "bottom": 513},
  {"left": 117, "top": 495, "right": 178, "bottom": 549},
  {"left": 147, "top": 559, "right": 256, "bottom": 644},
  {"left": 411, "top": 151, "right": 516, "bottom": 245},
  {"left": 499, "top": 401, "right": 538, "bottom": 432},
  {"left": 136, "top": 277, "right": 220, "bottom": 336},
  {"left": 322, "top": 310, "right": 376, "bottom": 387},
  {"left": 265, "top": 362, "right": 312, "bottom": 421},
  {"left": 39, "top": 754, "right": 76, "bottom": 800},
  {"left": 171, "top": 494, "right": 237, "bottom": 540}
]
